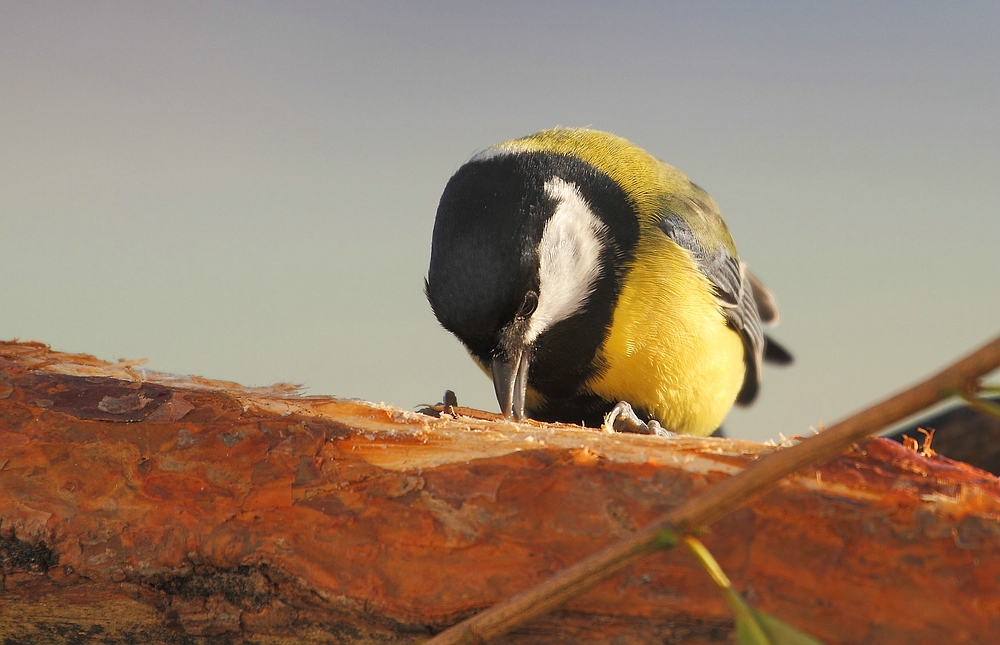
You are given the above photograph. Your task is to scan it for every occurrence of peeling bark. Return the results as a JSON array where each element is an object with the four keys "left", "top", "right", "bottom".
[
  {"left": 0, "top": 340, "right": 998, "bottom": 644},
  {"left": 889, "top": 399, "right": 1000, "bottom": 475}
]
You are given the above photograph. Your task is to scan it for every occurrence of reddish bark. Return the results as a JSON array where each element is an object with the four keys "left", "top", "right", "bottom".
[{"left": 0, "top": 340, "right": 998, "bottom": 643}]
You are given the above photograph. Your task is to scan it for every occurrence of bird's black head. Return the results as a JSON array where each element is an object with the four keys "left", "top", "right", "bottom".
[{"left": 426, "top": 150, "right": 639, "bottom": 421}]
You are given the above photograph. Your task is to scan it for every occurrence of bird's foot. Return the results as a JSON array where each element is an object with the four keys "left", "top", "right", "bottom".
[{"left": 603, "top": 401, "right": 675, "bottom": 437}]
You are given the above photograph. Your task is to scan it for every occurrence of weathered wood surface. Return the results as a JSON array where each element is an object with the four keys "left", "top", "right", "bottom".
[{"left": 1, "top": 340, "right": 999, "bottom": 644}]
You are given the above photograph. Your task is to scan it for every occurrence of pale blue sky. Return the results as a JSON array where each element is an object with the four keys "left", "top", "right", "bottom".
[{"left": 2, "top": 2, "right": 998, "bottom": 441}]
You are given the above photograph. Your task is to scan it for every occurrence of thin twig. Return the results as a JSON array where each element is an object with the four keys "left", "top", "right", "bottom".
[{"left": 425, "top": 333, "right": 1000, "bottom": 644}]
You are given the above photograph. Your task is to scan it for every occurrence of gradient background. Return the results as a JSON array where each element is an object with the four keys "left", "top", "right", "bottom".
[{"left": 2, "top": 2, "right": 997, "bottom": 442}]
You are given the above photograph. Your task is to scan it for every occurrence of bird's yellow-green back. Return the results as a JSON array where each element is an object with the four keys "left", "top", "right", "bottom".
[{"left": 492, "top": 128, "right": 739, "bottom": 257}]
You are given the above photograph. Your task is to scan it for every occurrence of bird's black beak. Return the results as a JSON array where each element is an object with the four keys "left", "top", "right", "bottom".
[{"left": 492, "top": 348, "right": 530, "bottom": 421}]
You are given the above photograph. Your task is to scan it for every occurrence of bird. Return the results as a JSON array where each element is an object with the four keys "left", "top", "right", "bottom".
[{"left": 425, "top": 128, "right": 791, "bottom": 436}]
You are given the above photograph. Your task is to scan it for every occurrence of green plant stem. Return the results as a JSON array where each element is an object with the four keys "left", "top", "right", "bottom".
[
  {"left": 959, "top": 391, "right": 1000, "bottom": 420},
  {"left": 425, "top": 333, "right": 1000, "bottom": 645}
]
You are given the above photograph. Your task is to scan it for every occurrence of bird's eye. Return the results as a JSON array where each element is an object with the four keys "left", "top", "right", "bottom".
[{"left": 516, "top": 291, "right": 538, "bottom": 319}]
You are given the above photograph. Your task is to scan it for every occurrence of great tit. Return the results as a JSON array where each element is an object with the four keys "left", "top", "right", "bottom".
[{"left": 425, "top": 128, "right": 791, "bottom": 436}]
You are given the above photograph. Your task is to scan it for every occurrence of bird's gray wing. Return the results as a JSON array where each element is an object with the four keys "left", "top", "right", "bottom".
[
  {"left": 747, "top": 270, "right": 779, "bottom": 324},
  {"left": 656, "top": 193, "right": 765, "bottom": 405}
]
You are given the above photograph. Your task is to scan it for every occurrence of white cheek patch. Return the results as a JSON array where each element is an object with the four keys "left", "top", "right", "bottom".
[{"left": 525, "top": 177, "right": 607, "bottom": 344}]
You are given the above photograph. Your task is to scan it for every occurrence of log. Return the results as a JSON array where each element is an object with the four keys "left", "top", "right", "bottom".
[{"left": 1, "top": 340, "right": 998, "bottom": 644}]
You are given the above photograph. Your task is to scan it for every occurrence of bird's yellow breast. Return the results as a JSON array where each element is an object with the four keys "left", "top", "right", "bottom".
[{"left": 586, "top": 235, "right": 745, "bottom": 436}]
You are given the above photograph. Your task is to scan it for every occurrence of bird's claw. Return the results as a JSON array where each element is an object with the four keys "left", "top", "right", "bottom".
[{"left": 603, "top": 401, "right": 675, "bottom": 437}]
